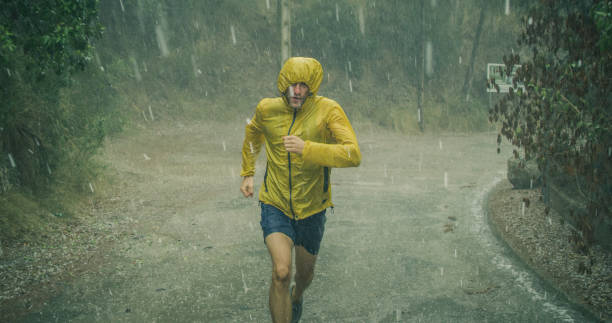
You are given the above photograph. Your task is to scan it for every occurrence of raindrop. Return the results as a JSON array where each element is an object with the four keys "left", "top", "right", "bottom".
[
  {"left": 246, "top": 118, "right": 251, "bottom": 125},
  {"left": 547, "top": 217, "right": 552, "bottom": 225},
  {"left": 348, "top": 61, "right": 352, "bottom": 73},
  {"left": 249, "top": 142, "right": 254, "bottom": 154},
  {"left": 335, "top": 4, "right": 340, "bottom": 22},
  {"left": 386, "top": 72, "right": 390, "bottom": 81},
  {"left": 5, "top": 68, "right": 11, "bottom": 77},
  {"left": 454, "top": 248, "right": 457, "bottom": 258},
  {"left": 348, "top": 79, "right": 353, "bottom": 92},
  {"left": 530, "top": 179, "right": 533, "bottom": 189},
  {"left": 358, "top": 6, "right": 365, "bottom": 35},
  {"left": 395, "top": 309, "right": 401, "bottom": 321},
  {"left": 460, "top": 279, "right": 463, "bottom": 287},
  {"left": 608, "top": 147, "right": 611, "bottom": 156},
  {"left": 143, "top": 153, "right": 151, "bottom": 161},
  {"left": 439, "top": 139, "right": 443, "bottom": 150},
  {"left": 266, "top": 0, "right": 270, "bottom": 10},
  {"left": 528, "top": 17, "right": 533, "bottom": 25},
  {"left": 504, "top": 0, "right": 510, "bottom": 15},
  {"left": 155, "top": 25, "right": 169, "bottom": 57},
  {"left": 35, "top": 138, "right": 40, "bottom": 146},
  {"left": 425, "top": 41, "right": 433, "bottom": 76},
  {"left": 459, "top": 56, "right": 462, "bottom": 64},
  {"left": 384, "top": 164, "right": 388, "bottom": 177},
  {"left": 577, "top": 59, "right": 582, "bottom": 67},
  {"left": 230, "top": 25, "right": 237, "bottom": 45},
  {"left": 444, "top": 172, "right": 448, "bottom": 188},
  {"left": 431, "top": 0, "right": 437, "bottom": 7},
  {"left": 142, "top": 110, "right": 148, "bottom": 121},
  {"left": 288, "top": 85, "right": 294, "bottom": 97},
  {"left": 300, "top": 27, "right": 304, "bottom": 40},
  {"left": 130, "top": 57, "right": 142, "bottom": 82},
  {"left": 27, "top": 149, "right": 34, "bottom": 155},
  {"left": 241, "top": 269, "right": 250, "bottom": 294},
  {"left": 46, "top": 163, "right": 52, "bottom": 175},
  {"left": 8, "top": 153, "right": 16, "bottom": 168},
  {"left": 119, "top": 0, "right": 125, "bottom": 12},
  {"left": 148, "top": 105, "right": 155, "bottom": 121},
  {"left": 417, "top": 108, "right": 421, "bottom": 122},
  {"left": 440, "top": 267, "right": 444, "bottom": 276},
  {"left": 89, "top": 182, "right": 94, "bottom": 193},
  {"left": 222, "top": 141, "right": 227, "bottom": 151},
  {"left": 191, "top": 55, "right": 199, "bottom": 77},
  {"left": 521, "top": 201, "right": 525, "bottom": 216}
]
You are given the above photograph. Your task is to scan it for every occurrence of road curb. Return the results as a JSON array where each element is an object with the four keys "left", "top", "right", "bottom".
[{"left": 484, "top": 180, "right": 606, "bottom": 322}]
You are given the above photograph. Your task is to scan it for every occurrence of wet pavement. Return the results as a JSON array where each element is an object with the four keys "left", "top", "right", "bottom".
[{"left": 16, "top": 122, "right": 596, "bottom": 322}]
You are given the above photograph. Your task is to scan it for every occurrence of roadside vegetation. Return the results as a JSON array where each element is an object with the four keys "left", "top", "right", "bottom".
[{"left": 490, "top": 0, "right": 611, "bottom": 261}]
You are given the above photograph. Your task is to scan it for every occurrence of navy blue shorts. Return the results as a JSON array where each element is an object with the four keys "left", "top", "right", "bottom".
[{"left": 260, "top": 203, "right": 327, "bottom": 255}]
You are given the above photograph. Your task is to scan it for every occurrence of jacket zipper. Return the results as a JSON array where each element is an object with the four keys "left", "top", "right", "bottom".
[
  {"left": 323, "top": 167, "right": 329, "bottom": 192},
  {"left": 287, "top": 109, "right": 298, "bottom": 219}
]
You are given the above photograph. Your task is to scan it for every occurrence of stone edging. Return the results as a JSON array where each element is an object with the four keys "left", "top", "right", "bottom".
[{"left": 485, "top": 180, "right": 611, "bottom": 321}]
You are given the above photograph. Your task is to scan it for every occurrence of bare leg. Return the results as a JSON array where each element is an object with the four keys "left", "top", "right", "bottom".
[
  {"left": 292, "top": 245, "right": 318, "bottom": 303},
  {"left": 265, "top": 232, "right": 294, "bottom": 323}
]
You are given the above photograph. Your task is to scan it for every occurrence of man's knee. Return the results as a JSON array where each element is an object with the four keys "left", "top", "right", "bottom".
[
  {"left": 295, "top": 265, "right": 315, "bottom": 281},
  {"left": 272, "top": 264, "right": 291, "bottom": 284}
]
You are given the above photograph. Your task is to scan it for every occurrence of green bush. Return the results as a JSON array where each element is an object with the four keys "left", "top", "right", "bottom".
[{"left": 490, "top": 0, "right": 611, "bottom": 252}]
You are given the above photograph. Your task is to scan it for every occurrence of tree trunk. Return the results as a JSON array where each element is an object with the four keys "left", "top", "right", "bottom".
[
  {"left": 417, "top": 0, "right": 425, "bottom": 132},
  {"left": 462, "top": 2, "right": 487, "bottom": 101},
  {"left": 280, "top": 0, "right": 291, "bottom": 67}
]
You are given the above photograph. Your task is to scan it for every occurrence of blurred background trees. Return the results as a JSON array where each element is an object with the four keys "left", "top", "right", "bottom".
[{"left": 0, "top": 0, "right": 110, "bottom": 196}]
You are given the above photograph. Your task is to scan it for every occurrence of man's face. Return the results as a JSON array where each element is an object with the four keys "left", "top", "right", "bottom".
[{"left": 287, "top": 82, "right": 309, "bottom": 109}]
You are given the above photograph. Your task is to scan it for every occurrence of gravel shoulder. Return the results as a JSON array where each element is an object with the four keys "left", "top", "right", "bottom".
[{"left": 486, "top": 180, "right": 612, "bottom": 321}]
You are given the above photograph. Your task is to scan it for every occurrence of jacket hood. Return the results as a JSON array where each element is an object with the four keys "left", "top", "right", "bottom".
[{"left": 277, "top": 57, "right": 324, "bottom": 96}]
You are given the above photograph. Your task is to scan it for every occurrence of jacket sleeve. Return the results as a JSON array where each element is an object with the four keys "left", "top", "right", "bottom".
[
  {"left": 302, "top": 105, "right": 361, "bottom": 167},
  {"left": 240, "top": 103, "right": 265, "bottom": 177}
]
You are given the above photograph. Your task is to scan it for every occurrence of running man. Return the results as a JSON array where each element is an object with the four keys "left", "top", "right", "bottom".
[{"left": 240, "top": 57, "right": 361, "bottom": 323}]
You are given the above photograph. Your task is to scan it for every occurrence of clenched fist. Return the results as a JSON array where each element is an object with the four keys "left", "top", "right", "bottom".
[
  {"left": 282, "top": 135, "right": 305, "bottom": 155},
  {"left": 240, "top": 176, "right": 254, "bottom": 197}
]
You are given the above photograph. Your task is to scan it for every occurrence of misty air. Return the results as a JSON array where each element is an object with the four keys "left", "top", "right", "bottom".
[{"left": 1, "top": 1, "right": 610, "bottom": 322}]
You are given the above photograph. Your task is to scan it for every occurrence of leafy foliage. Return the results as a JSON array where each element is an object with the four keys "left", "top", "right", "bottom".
[
  {"left": 0, "top": 0, "right": 102, "bottom": 77},
  {"left": 0, "top": 0, "right": 111, "bottom": 194},
  {"left": 490, "top": 0, "right": 611, "bottom": 252}
]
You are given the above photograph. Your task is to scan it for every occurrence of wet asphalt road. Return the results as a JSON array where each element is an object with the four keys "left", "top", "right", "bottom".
[{"left": 17, "top": 121, "right": 596, "bottom": 322}]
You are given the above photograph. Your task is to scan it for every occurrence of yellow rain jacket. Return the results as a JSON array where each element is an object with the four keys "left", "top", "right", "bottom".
[{"left": 241, "top": 57, "right": 361, "bottom": 220}]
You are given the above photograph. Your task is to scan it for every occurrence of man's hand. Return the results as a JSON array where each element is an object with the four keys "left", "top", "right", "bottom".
[
  {"left": 282, "top": 135, "right": 305, "bottom": 155},
  {"left": 240, "top": 176, "right": 254, "bottom": 197}
]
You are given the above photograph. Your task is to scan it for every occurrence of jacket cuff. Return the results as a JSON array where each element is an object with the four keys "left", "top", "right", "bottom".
[{"left": 240, "top": 170, "right": 255, "bottom": 177}]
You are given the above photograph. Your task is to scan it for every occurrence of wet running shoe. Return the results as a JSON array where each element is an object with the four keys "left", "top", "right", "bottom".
[{"left": 291, "top": 286, "right": 303, "bottom": 323}]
